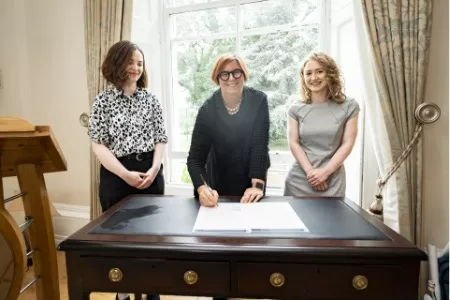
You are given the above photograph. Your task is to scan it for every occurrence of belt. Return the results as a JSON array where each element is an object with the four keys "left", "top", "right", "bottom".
[{"left": 120, "top": 152, "right": 153, "bottom": 162}]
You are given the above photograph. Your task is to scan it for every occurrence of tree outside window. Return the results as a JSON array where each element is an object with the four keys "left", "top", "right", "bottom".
[{"left": 170, "top": 0, "right": 319, "bottom": 186}]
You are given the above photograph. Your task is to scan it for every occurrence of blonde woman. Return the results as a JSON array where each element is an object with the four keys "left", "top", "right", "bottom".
[{"left": 284, "top": 52, "right": 359, "bottom": 197}]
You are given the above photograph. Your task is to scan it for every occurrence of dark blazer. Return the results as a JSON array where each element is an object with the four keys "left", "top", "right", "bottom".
[{"left": 187, "top": 86, "right": 270, "bottom": 197}]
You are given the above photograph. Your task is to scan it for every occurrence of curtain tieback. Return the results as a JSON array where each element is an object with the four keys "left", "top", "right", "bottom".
[{"left": 368, "top": 103, "right": 441, "bottom": 219}]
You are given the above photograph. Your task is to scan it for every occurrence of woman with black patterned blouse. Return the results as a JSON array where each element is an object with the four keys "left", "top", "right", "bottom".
[{"left": 88, "top": 41, "right": 166, "bottom": 300}]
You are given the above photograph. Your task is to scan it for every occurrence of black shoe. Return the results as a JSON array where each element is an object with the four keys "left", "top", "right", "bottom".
[{"left": 115, "top": 294, "right": 131, "bottom": 300}]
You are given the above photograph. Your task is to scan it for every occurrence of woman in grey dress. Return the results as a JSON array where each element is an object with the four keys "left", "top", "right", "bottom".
[{"left": 284, "top": 52, "right": 360, "bottom": 197}]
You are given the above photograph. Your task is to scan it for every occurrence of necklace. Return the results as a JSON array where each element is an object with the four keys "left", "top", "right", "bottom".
[{"left": 224, "top": 98, "right": 242, "bottom": 115}]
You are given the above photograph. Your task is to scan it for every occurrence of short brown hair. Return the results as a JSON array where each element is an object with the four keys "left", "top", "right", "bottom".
[
  {"left": 211, "top": 53, "right": 249, "bottom": 85},
  {"left": 101, "top": 40, "right": 148, "bottom": 89},
  {"left": 299, "top": 52, "right": 345, "bottom": 104}
]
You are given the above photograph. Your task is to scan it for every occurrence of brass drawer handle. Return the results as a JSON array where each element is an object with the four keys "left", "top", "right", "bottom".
[
  {"left": 352, "top": 275, "right": 368, "bottom": 290},
  {"left": 108, "top": 268, "right": 123, "bottom": 282},
  {"left": 270, "top": 272, "right": 285, "bottom": 287},
  {"left": 184, "top": 270, "right": 198, "bottom": 285}
]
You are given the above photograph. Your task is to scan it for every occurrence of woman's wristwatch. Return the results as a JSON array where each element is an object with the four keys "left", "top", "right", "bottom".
[{"left": 252, "top": 181, "right": 265, "bottom": 191}]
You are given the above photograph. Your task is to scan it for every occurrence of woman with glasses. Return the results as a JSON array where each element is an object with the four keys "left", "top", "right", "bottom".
[{"left": 187, "top": 53, "right": 270, "bottom": 212}]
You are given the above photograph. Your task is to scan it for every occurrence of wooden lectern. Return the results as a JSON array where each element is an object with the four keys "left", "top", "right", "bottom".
[{"left": 0, "top": 117, "right": 67, "bottom": 300}]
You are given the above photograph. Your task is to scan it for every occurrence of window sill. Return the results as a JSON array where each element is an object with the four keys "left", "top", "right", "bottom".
[{"left": 165, "top": 183, "right": 283, "bottom": 197}]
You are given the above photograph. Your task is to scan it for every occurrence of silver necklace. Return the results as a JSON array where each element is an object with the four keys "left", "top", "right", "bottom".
[{"left": 224, "top": 98, "right": 242, "bottom": 115}]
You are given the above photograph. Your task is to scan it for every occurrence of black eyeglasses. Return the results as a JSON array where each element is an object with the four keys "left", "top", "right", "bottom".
[{"left": 218, "top": 69, "right": 244, "bottom": 81}]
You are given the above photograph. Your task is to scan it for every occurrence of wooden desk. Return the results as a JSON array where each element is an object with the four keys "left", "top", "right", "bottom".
[{"left": 58, "top": 196, "right": 426, "bottom": 300}]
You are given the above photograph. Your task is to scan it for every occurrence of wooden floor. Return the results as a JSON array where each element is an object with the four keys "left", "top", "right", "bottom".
[{"left": 18, "top": 252, "right": 256, "bottom": 300}]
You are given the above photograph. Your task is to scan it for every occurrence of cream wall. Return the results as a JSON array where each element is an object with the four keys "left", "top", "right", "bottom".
[
  {"left": 0, "top": 0, "right": 32, "bottom": 119},
  {"left": 421, "top": 0, "right": 449, "bottom": 249},
  {"left": 0, "top": 0, "right": 91, "bottom": 207},
  {"left": 0, "top": 0, "right": 34, "bottom": 197}
]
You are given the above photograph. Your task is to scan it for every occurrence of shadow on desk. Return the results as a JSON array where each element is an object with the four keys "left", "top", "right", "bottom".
[{"left": 100, "top": 205, "right": 161, "bottom": 230}]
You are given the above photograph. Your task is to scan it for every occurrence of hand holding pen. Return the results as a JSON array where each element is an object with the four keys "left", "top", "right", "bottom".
[{"left": 198, "top": 174, "right": 219, "bottom": 207}]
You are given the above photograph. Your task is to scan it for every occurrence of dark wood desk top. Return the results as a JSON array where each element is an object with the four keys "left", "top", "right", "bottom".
[
  {"left": 59, "top": 196, "right": 426, "bottom": 300},
  {"left": 59, "top": 195, "right": 426, "bottom": 260}
]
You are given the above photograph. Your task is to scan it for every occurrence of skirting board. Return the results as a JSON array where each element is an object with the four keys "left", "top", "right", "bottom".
[
  {"left": 52, "top": 203, "right": 90, "bottom": 246},
  {"left": 53, "top": 202, "right": 90, "bottom": 220},
  {"left": 53, "top": 216, "right": 90, "bottom": 246},
  {"left": 55, "top": 234, "right": 69, "bottom": 246}
]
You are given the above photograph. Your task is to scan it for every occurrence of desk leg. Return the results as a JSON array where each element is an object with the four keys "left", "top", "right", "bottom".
[
  {"left": 67, "top": 286, "right": 89, "bottom": 300},
  {"left": 65, "top": 252, "right": 87, "bottom": 300}
]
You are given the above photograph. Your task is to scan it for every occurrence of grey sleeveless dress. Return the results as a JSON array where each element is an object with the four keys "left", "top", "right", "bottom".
[{"left": 284, "top": 98, "right": 360, "bottom": 197}]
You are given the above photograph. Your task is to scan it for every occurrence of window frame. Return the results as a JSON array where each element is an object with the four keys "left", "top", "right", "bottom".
[
  {"left": 162, "top": 0, "right": 329, "bottom": 187},
  {"left": 131, "top": 0, "right": 376, "bottom": 206}
]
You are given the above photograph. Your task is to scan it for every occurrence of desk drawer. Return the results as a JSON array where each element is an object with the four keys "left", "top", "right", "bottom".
[
  {"left": 80, "top": 257, "right": 229, "bottom": 295},
  {"left": 237, "top": 262, "right": 412, "bottom": 299}
]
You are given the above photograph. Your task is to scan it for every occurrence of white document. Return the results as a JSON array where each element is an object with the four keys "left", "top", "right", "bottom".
[{"left": 193, "top": 202, "right": 308, "bottom": 233}]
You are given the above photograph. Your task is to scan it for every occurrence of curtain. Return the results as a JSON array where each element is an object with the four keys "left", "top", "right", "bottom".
[
  {"left": 355, "top": 0, "right": 433, "bottom": 244},
  {"left": 84, "top": 0, "right": 134, "bottom": 220}
]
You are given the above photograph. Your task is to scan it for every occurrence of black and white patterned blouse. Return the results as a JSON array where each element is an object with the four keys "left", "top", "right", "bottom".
[{"left": 88, "top": 87, "right": 168, "bottom": 158}]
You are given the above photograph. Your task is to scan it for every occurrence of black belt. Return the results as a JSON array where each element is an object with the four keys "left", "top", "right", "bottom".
[{"left": 119, "top": 152, "right": 153, "bottom": 162}]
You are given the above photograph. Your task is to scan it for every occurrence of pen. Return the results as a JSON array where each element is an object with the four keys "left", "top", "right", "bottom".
[{"left": 200, "top": 174, "right": 218, "bottom": 207}]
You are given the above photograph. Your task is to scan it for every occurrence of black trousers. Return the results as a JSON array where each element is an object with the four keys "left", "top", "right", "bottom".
[
  {"left": 99, "top": 151, "right": 163, "bottom": 300},
  {"left": 99, "top": 151, "right": 165, "bottom": 212}
]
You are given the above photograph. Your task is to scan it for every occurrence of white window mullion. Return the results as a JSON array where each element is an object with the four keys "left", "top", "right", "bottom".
[
  {"left": 162, "top": 4, "right": 179, "bottom": 183},
  {"left": 318, "top": 0, "right": 331, "bottom": 52},
  {"left": 167, "top": 0, "right": 268, "bottom": 15},
  {"left": 241, "top": 24, "right": 303, "bottom": 37},
  {"left": 167, "top": 0, "right": 235, "bottom": 15},
  {"left": 236, "top": 2, "right": 242, "bottom": 52},
  {"left": 171, "top": 20, "right": 303, "bottom": 45},
  {"left": 171, "top": 32, "right": 237, "bottom": 43}
]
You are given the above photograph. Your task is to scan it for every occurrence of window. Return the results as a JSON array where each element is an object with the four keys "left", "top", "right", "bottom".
[
  {"left": 132, "top": 0, "right": 375, "bottom": 205},
  {"left": 165, "top": 0, "right": 321, "bottom": 190}
]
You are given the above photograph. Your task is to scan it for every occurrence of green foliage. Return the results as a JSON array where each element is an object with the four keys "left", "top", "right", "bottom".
[
  {"left": 175, "top": 0, "right": 319, "bottom": 150},
  {"left": 178, "top": 39, "right": 235, "bottom": 109}
]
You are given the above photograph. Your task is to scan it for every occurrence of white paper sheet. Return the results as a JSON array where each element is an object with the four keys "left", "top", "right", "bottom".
[{"left": 193, "top": 202, "right": 308, "bottom": 233}]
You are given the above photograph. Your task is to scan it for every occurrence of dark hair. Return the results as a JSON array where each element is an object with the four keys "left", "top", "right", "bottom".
[{"left": 101, "top": 40, "right": 148, "bottom": 89}]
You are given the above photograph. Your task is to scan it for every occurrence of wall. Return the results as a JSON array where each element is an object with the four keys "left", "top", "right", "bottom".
[
  {"left": 0, "top": 0, "right": 91, "bottom": 207},
  {"left": 422, "top": 0, "right": 449, "bottom": 249},
  {"left": 0, "top": 0, "right": 34, "bottom": 198},
  {"left": 0, "top": 0, "right": 32, "bottom": 119}
]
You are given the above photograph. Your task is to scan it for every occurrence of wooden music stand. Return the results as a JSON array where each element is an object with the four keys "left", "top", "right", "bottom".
[{"left": 0, "top": 117, "right": 67, "bottom": 300}]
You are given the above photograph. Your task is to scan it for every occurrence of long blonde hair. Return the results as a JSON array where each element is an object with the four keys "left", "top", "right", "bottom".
[{"left": 299, "top": 52, "right": 345, "bottom": 104}]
